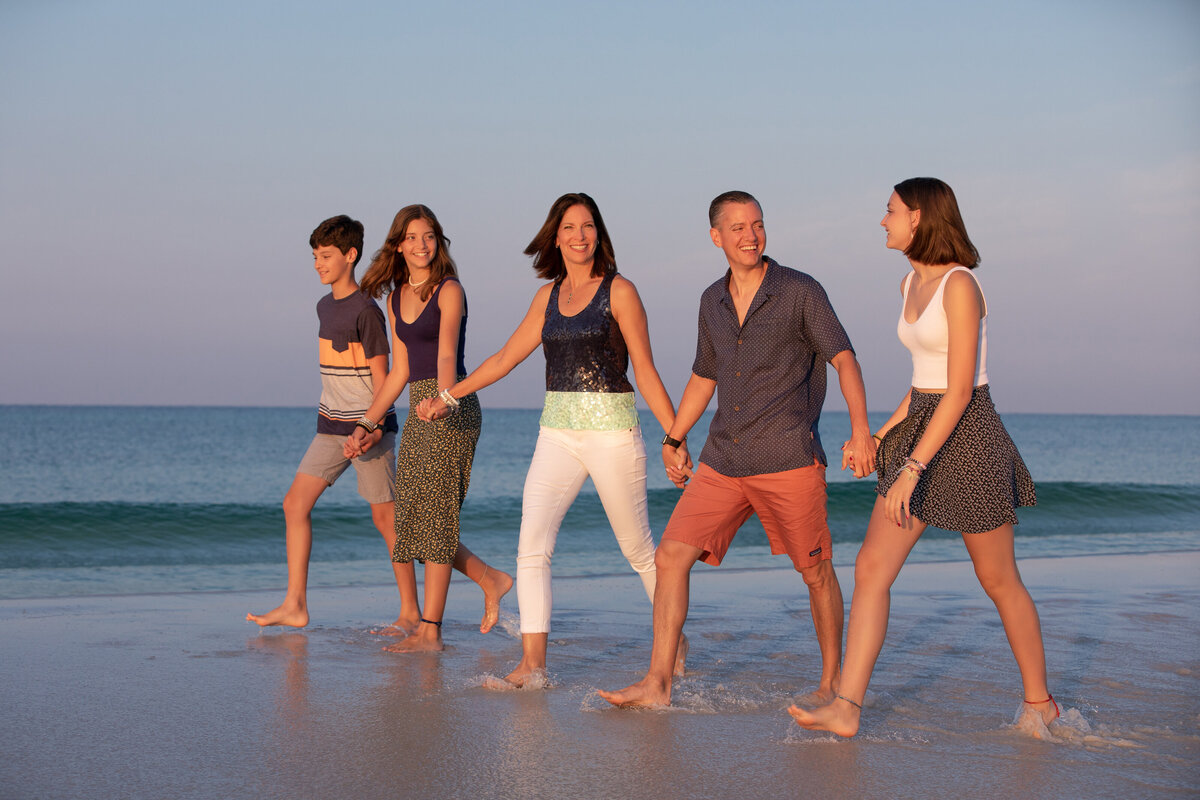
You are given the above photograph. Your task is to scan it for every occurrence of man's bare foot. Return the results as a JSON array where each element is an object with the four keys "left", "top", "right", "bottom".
[
  {"left": 787, "top": 697, "right": 861, "bottom": 738},
  {"left": 246, "top": 603, "right": 308, "bottom": 628},
  {"left": 674, "top": 634, "right": 690, "bottom": 677},
  {"left": 479, "top": 568, "right": 513, "bottom": 634},
  {"left": 597, "top": 676, "right": 671, "bottom": 708},
  {"left": 372, "top": 614, "right": 420, "bottom": 637},
  {"left": 499, "top": 664, "right": 548, "bottom": 689}
]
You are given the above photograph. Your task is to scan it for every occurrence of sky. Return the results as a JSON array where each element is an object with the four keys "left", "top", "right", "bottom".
[{"left": 1, "top": 0, "right": 1197, "bottom": 414}]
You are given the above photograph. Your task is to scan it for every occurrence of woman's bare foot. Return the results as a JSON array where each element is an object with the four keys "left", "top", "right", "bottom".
[
  {"left": 382, "top": 620, "right": 444, "bottom": 652},
  {"left": 597, "top": 676, "right": 671, "bottom": 708},
  {"left": 674, "top": 634, "right": 690, "bottom": 677},
  {"left": 500, "top": 663, "right": 548, "bottom": 689},
  {"left": 479, "top": 568, "right": 513, "bottom": 634},
  {"left": 792, "top": 686, "right": 838, "bottom": 708},
  {"left": 246, "top": 602, "right": 308, "bottom": 628},
  {"left": 373, "top": 614, "right": 421, "bottom": 637},
  {"left": 787, "top": 696, "right": 861, "bottom": 738}
]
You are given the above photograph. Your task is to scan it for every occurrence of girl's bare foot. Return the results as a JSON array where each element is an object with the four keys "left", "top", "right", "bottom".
[
  {"left": 787, "top": 695, "right": 862, "bottom": 738},
  {"left": 1023, "top": 695, "right": 1060, "bottom": 726},
  {"left": 479, "top": 567, "right": 513, "bottom": 634},
  {"left": 246, "top": 602, "right": 308, "bottom": 628},
  {"left": 373, "top": 614, "right": 421, "bottom": 637},
  {"left": 382, "top": 619, "right": 444, "bottom": 652}
]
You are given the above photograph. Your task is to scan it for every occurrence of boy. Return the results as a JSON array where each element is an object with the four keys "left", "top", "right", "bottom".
[{"left": 247, "top": 215, "right": 403, "bottom": 628}]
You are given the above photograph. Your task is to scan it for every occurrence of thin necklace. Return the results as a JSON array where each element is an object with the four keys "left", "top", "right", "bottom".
[{"left": 409, "top": 274, "right": 429, "bottom": 288}]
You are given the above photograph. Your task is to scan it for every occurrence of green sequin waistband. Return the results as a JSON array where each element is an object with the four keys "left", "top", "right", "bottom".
[{"left": 540, "top": 391, "right": 639, "bottom": 431}]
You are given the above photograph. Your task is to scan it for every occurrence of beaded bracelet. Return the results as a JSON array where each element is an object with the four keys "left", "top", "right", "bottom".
[
  {"left": 355, "top": 416, "right": 378, "bottom": 433},
  {"left": 438, "top": 388, "right": 460, "bottom": 414}
]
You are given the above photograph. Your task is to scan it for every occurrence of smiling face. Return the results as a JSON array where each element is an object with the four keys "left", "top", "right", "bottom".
[
  {"left": 710, "top": 200, "right": 765, "bottom": 269},
  {"left": 312, "top": 244, "right": 356, "bottom": 286},
  {"left": 555, "top": 204, "right": 598, "bottom": 268},
  {"left": 881, "top": 191, "right": 919, "bottom": 252},
  {"left": 398, "top": 217, "right": 438, "bottom": 271}
]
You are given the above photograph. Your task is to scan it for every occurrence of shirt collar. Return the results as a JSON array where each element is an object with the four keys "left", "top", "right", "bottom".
[{"left": 720, "top": 255, "right": 778, "bottom": 311}]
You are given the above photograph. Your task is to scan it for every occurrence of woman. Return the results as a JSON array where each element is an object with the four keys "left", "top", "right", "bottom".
[
  {"left": 420, "top": 192, "right": 682, "bottom": 686},
  {"left": 349, "top": 205, "right": 512, "bottom": 652},
  {"left": 789, "top": 178, "right": 1050, "bottom": 736}
]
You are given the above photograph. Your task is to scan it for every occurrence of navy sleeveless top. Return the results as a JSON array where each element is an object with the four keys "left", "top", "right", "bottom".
[
  {"left": 542, "top": 272, "right": 633, "bottom": 393},
  {"left": 392, "top": 277, "right": 468, "bottom": 383}
]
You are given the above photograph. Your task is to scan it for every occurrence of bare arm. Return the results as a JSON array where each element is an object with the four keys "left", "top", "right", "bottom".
[
  {"left": 610, "top": 276, "right": 676, "bottom": 433},
  {"left": 435, "top": 280, "right": 465, "bottom": 393},
  {"left": 421, "top": 284, "right": 550, "bottom": 419},
  {"left": 347, "top": 301, "right": 410, "bottom": 454},
  {"left": 885, "top": 270, "right": 982, "bottom": 524},
  {"left": 830, "top": 349, "right": 876, "bottom": 477},
  {"left": 661, "top": 372, "right": 716, "bottom": 487}
]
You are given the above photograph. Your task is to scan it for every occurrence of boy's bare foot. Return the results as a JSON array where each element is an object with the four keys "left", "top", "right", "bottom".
[
  {"left": 246, "top": 602, "right": 308, "bottom": 628},
  {"left": 479, "top": 568, "right": 513, "bottom": 634},
  {"left": 787, "top": 696, "right": 861, "bottom": 738},
  {"left": 674, "top": 634, "right": 690, "bottom": 677},
  {"left": 597, "top": 676, "right": 671, "bottom": 708},
  {"left": 373, "top": 614, "right": 421, "bottom": 637}
]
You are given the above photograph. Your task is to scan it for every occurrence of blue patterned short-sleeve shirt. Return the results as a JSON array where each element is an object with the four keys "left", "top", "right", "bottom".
[{"left": 692, "top": 257, "right": 853, "bottom": 477}]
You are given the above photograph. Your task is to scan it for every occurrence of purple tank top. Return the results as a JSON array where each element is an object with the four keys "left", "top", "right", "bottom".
[{"left": 391, "top": 277, "right": 468, "bottom": 382}]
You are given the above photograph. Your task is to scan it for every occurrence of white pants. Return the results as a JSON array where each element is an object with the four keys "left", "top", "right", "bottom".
[{"left": 517, "top": 426, "right": 657, "bottom": 634}]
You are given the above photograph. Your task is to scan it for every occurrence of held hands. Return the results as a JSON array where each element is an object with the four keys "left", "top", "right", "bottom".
[
  {"left": 662, "top": 441, "right": 694, "bottom": 488},
  {"left": 416, "top": 396, "right": 450, "bottom": 422},
  {"left": 840, "top": 430, "right": 878, "bottom": 479},
  {"left": 343, "top": 427, "right": 383, "bottom": 459}
]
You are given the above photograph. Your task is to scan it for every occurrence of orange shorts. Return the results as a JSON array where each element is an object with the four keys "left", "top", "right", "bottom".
[{"left": 661, "top": 461, "right": 831, "bottom": 571}]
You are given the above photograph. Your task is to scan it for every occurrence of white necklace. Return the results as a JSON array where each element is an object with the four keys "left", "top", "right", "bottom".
[{"left": 408, "top": 274, "right": 429, "bottom": 288}]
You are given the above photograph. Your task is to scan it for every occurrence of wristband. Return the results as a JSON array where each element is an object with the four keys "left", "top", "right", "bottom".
[{"left": 662, "top": 433, "right": 685, "bottom": 448}]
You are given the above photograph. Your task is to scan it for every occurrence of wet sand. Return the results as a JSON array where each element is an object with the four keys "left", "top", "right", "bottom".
[{"left": 2, "top": 552, "right": 1198, "bottom": 799}]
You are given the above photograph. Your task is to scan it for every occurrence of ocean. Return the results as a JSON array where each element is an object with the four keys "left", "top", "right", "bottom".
[{"left": 1, "top": 404, "right": 1197, "bottom": 600}]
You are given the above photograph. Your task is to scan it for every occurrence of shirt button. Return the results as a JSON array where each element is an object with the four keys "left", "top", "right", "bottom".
[
  {"left": 733, "top": 438, "right": 740, "bottom": 444},
  {"left": 735, "top": 371, "right": 741, "bottom": 377},
  {"left": 734, "top": 405, "right": 740, "bottom": 411},
  {"left": 737, "top": 339, "right": 742, "bottom": 345}
]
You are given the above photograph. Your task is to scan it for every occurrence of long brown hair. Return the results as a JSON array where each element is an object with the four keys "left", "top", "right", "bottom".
[
  {"left": 359, "top": 205, "right": 458, "bottom": 300},
  {"left": 524, "top": 192, "right": 616, "bottom": 281},
  {"left": 894, "top": 178, "right": 980, "bottom": 268}
]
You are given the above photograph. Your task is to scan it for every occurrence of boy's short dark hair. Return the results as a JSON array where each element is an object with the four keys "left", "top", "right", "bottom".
[
  {"left": 309, "top": 215, "right": 365, "bottom": 267},
  {"left": 708, "top": 190, "right": 760, "bottom": 227}
]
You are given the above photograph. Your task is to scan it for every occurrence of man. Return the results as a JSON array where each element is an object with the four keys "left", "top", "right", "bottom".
[{"left": 599, "top": 191, "right": 876, "bottom": 707}]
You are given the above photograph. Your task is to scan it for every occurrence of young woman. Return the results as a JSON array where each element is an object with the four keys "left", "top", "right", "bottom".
[
  {"left": 349, "top": 205, "right": 512, "bottom": 652},
  {"left": 420, "top": 192, "right": 683, "bottom": 686},
  {"left": 789, "top": 178, "right": 1050, "bottom": 736}
]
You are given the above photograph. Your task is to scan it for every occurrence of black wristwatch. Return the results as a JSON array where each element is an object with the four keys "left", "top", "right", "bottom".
[{"left": 662, "top": 433, "right": 685, "bottom": 449}]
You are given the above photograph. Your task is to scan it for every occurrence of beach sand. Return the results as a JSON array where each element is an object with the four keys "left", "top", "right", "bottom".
[{"left": 3, "top": 551, "right": 1198, "bottom": 799}]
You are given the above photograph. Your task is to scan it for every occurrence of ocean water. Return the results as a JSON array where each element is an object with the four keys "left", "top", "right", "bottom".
[{"left": 0, "top": 405, "right": 1197, "bottom": 599}]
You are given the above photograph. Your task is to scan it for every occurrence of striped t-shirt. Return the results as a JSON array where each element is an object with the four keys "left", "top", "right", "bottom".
[{"left": 315, "top": 291, "right": 397, "bottom": 436}]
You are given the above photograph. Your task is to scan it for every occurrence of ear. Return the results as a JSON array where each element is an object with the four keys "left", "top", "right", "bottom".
[
  {"left": 709, "top": 228, "right": 722, "bottom": 248},
  {"left": 345, "top": 247, "right": 358, "bottom": 264},
  {"left": 910, "top": 209, "right": 920, "bottom": 231}
]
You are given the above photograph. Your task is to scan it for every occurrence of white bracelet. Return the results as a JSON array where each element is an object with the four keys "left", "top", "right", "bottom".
[{"left": 439, "top": 388, "right": 460, "bottom": 409}]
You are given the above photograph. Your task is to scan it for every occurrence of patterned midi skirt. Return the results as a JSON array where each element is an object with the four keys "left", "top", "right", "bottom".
[
  {"left": 392, "top": 377, "right": 482, "bottom": 565},
  {"left": 875, "top": 385, "right": 1036, "bottom": 533}
]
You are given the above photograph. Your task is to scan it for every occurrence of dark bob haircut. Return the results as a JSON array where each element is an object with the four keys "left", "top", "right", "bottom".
[
  {"left": 894, "top": 178, "right": 980, "bottom": 268},
  {"left": 525, "top": 192, "right": 616, "bottom": 281}
]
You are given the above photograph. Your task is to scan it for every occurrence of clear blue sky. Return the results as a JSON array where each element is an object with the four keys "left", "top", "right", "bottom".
[{"left": 2, "top": 0, "right": 1197, "bottom": 414}]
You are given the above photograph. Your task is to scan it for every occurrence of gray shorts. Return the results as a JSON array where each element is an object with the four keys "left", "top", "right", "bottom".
[{"left": 297, "top": 432, "right": 396, "bottom": 504}]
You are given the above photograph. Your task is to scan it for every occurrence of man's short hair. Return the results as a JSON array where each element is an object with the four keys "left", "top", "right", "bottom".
[
  {"left": 309, "top": 215, "right": 365, "bottom": 267},
  {"left": 708, "top": 191, "right": 761, "bottom": 227}
]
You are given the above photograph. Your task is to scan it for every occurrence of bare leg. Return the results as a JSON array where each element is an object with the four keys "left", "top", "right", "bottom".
[
  {"left": 453, "top": 543, "right": 513, "bottom": 634},
  {"left": 789, "top": 497, "right": 925, "bottom": 735},
  {"left": 598, "top": 539, "right": 701, "bottom": 707},
  {"left": 385, "top": 562, "right": 452, "bottom": 652},
  {"left": 961, "top": 524, "right": 1056, "bottom": 724},
  {"left": 369, "top": 500, "right": 421, "bottom": 635},
  {"left": 796, "top": 558, "right": 844, "bottom": 704},
  {"left": 247, "top": 473, "right": 329, "bottom": 627},
  {"left": 501, "top": 633, "right": 549, "bottom": 687}
]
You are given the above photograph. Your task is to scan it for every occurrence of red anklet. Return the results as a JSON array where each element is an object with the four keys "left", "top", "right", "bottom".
[{"left": 1023, "top": 694, "right": 1060, "bottom": 720}]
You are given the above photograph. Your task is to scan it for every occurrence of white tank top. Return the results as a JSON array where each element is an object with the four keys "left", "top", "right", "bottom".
[{"left": 896, "top": 266, "right": 989, "bottom": 389}]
